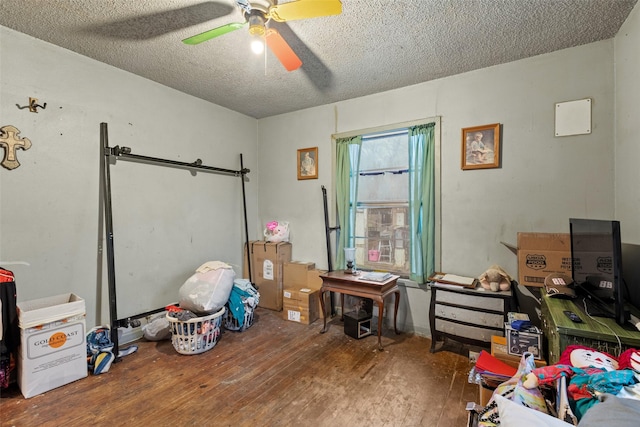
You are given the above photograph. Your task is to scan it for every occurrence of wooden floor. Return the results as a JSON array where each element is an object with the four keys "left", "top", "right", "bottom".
[{"left": 1, "top": 308, "right": 478, "bottom": 426}]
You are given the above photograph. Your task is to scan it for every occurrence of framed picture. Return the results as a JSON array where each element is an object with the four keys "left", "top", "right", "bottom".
[
  {"left": 297, "top": 147, "right": 318, "bottom": 180},
  {"left": 461, "top": 123, "right": 501, "bottom": 170}
]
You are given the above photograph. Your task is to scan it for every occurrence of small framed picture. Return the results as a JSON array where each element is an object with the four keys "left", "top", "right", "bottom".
[
  {"left": 297, "top": 147, "right": 318, "bottom": 180},
  {"left": 461, "top": 123, "right": 501, "bottom": 170}
]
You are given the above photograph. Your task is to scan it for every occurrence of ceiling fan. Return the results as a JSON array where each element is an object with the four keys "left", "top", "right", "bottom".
[{"left": 182, "top": 0, "right": 342, "bottom": 71}]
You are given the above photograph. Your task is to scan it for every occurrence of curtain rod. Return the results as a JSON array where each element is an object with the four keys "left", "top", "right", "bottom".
[{"left": 331, "top": 116, "right": 439, "bottom": 140}]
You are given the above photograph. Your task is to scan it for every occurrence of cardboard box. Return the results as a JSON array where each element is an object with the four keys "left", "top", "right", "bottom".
[
  {"left": 505, "top": 323, "right": 543, "bottom": 360},
  {"left": 479, "top": 383, "right": 494, "bottom": 406},
  {"left": 283, "top": 262, "right": 316, "bottom": 287},
  {"left": 307, "top": 269, "right": 329, "bottom": 319},
  {"left": 244, "top": 241, "right": 292, "bottom": 311},
  {"left": 306, "top": 269, "right": 325, "bottom": 290},
  {"left": 17, "top": 293, "right": 88, "bottom": 398},
  {"left": 517, "top": 233, "right": 572, "bottom": 287},
  {"left": 282, "top": 287, "right": 319, "bottom": 325},
  {"left": 491, "top": 335, "right": 546, "bottom": 368}
]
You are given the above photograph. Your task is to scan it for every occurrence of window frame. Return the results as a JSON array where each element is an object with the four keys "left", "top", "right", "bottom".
[{"left": 331, "top": 117, "right": 442, "bottom": 280}]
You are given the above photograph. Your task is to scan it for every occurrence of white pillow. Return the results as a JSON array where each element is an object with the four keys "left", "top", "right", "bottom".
[{"left": 495, "top": 394, "right": 572, "bottom": 427}]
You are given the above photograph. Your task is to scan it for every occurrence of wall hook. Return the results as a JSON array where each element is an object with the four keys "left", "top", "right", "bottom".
[{"left": 16, "top": 97, "right": 47, "bottom": 113}]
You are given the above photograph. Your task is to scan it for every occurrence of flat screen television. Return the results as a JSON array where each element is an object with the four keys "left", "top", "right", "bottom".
[
  {"left": 622, "top": 243, "right": 640, "bottom": 313},
  {"left": 569, "top": 218, "right": 629, "bottom": 326}
]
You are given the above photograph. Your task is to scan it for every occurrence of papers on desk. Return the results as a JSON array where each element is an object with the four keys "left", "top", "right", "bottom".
[
  {"left": 429, "top": 272, "right": 478, "bottom": 288},
  {"left": 359, "top": 272, "right": 392, "bottom": 282}
]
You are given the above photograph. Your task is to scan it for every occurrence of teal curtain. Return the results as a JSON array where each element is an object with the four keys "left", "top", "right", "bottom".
[
  {"left": 335, "top": 136, "right": 362, "bottom": 269},
  {"left": 408, "top": 123, "right": 436, "bottom": 284}
]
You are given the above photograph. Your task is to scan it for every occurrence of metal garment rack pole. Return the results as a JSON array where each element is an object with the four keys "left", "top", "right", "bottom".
[
  {"left": 322, "top": 185, "right": 340, "bottom": 316},
  {"left": 100, "top": 122, "right": 251, "bottom": 358}
]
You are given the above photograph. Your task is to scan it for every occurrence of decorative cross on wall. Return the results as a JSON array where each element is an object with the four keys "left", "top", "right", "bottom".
[{"left": 0, "top": 125, "right": 32, "bottom": 170}]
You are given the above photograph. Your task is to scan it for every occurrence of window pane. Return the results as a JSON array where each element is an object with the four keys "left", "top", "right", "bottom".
[
  {"left": 358, "top": 173, "right": 408, "bottom": 203},
  {"left": 359, "top": 134, "right": 408, "bottom": 171},
  {"left": 353, "top": 131, "right": 410, "bottom": 276}
]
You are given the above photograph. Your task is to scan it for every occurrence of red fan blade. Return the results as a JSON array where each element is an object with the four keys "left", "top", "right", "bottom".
[{"left": 265, "top": 28, "right": 302, "bottom": 71}]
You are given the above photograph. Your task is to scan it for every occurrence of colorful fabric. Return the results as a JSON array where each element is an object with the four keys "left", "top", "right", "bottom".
[
  {"left": 227, "top": 280, "right": 259, "bottom": 327},
  {"left": 618, "top": 348, "right": 640, "bottom": 372},
  {"left": 86, "top": 326, "right": 115, "bottom": 375},
  {"left": 1, "top": 269, "right": 19, "bottom": 389},
  {"left": 569, "top": 368, "right": 637, "bottom": 418},
  {"left": 478, "top": 352, "right": 549, "bottom": 426}
]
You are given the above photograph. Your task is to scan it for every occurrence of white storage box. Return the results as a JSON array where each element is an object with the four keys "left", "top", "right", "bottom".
[{"left": 17, "top": 293, "right": 88, "bottom": 398}]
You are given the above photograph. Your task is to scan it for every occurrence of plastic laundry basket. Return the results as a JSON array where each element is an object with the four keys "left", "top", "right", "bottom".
[
  {"left": 166, "top": 306, "right": 225, "bottom": 355},
  {"left": 223, "top": 303, "right": 255, "bottom": 332}
]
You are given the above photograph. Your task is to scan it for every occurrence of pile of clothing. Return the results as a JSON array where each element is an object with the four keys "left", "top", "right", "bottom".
[
  {"left": 471, "top": 345, "right": 640, "bottom": 426},
  {"left": 226, "top": 279, "right": 260, "bottom": 330}
]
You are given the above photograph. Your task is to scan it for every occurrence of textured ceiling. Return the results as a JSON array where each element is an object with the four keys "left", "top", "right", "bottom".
[{"left": 0, "top": 0, "right": 637, "bottom": 119}]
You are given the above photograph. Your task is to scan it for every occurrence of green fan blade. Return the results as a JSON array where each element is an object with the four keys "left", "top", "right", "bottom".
[
  {"left": 182, "top": 22, "right": 247, "bottom": 45},
  {"left": 270, "top": 0, "right": 342, "bottom": 23}
]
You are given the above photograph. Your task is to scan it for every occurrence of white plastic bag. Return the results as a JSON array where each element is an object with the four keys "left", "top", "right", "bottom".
[
  {"left": 179, "top": 263, "right": 235, "bottom": 315},
  {"left": 263, "top": 220, "right": 290, "bottom": 242},
  {"left": 142, "top": 315, "right": 171, "bottom": 341}
]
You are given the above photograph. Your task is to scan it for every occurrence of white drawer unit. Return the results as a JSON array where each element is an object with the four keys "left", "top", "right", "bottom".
[{"left": 429, "top": 282, "right": 515, "bottom": 352}]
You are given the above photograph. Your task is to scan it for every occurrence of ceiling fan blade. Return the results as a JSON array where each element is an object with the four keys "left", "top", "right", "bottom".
[
  {"left": 265, "top": 28, "right": 302, "bottom": 71},
  {"left": 182, "top": 22, "right": 246, "bottom": 45},
  {"left": 269, "top": 0, "right": 342, "bottom": 23}
]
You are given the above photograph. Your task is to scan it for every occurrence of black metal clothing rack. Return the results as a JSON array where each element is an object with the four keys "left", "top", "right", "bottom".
[
  {"left": 322, "top": 185, "right": 339, "bottom": 316},
  {"left": 100, "top": 122, "right": 252, "bottom": 358}
]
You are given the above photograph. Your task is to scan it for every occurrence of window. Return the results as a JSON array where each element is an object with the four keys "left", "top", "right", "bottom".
[
  {"left": 354, "top": 131, "right": 410, "bottom": 275},
  {"left": 335, "top": 118, "right": 439, "bottom": 283}
]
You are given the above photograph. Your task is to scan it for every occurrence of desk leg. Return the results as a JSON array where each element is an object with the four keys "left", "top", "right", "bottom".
[
  {"left": 376, "top": 300, "right": 384, "bottom": 351},
  {"left": 393, "top": 290, "right": 400, "bottom": 334},
  {"left": 340, "top": 293, "right": 345, "bottom": 321},
  {"left": 320, "top": 289, "right": 328, "bottom": 334}
]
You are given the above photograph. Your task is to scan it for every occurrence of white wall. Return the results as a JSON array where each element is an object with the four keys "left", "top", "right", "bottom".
[
  {"left": 3, "top": 1, "right": 638, "bottom": 338},
  {"left": 0, "top": 27, "right": 259, "bottom": 328},
  {"left": 615, "top": 4, "right": 640, "bottom": 243},
  {"left": 258, "top": 39, "right": 622, "bottom": 336}
]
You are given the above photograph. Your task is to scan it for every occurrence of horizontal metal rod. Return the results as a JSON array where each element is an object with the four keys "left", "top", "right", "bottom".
[{"left": 106, "top": 145, "right": 249, "bottom": 177}]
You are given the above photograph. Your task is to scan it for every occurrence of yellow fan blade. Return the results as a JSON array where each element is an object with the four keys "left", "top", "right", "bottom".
[
  {"left": 265, "top": 28, "right": 302, "bottom": 71},
  {"left": 269, "top": 0, "right": 342, "bottom": 23}
]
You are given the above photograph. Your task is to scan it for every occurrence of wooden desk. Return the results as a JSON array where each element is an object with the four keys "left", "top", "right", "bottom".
[{"left": 319, "top": 271, "right": 400, "bottom": 350}]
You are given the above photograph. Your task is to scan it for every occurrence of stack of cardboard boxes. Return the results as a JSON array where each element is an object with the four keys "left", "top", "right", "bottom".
[
  {"left": 244, "top": 241, "right": 327, "bottom": 324},
  {"left": 244, "top": 241, "right": 293, "bottom": 311},
  {"left": 282, "top": 262, "right": 328, "bottom": 325}
]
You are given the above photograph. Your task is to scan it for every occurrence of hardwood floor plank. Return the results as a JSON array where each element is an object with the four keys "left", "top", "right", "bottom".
[{"left": 0, "top": 308, "right": 476, "bottom": 426}]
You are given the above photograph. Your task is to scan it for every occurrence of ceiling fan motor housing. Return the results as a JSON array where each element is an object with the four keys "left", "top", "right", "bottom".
[
  {"left": 247, "top": 0, "right": 274, "bottom": 14},
  {"left": 245, "top": 0, "right": 274, "bottom": 36}
]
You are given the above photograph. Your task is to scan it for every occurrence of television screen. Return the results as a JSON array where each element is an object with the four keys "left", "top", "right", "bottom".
[
  {"left": 622, "top": 243, "right": 640, "bottom": 311},
  {"left": 570, "top": 218, "right": 628, "bottom": 325}
]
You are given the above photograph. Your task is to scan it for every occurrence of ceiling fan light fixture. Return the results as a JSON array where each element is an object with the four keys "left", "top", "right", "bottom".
[{"left": 251, "top": 37, "right": 265, "bottom": 54}]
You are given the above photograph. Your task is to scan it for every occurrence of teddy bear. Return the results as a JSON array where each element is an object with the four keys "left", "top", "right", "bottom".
[
  {"left": 264, "top": 221, "right": 290, "bottom": 243},
  {"left": 478, "top": 265, "right": 512, "bottom": 292}
]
